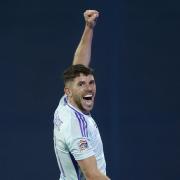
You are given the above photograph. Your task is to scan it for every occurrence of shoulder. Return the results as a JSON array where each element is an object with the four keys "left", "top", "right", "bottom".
[
  {"left": 54, "top": 103, "right": 81, "bottom": 129},
  {"left": 54, "top": 95, "right": 69, "bottom": 120},
  {"left": 54, "top": 104, "right": 71, "bottom": 125},
  {"left": 58, "top": 94, "right": 68, "bottom": 106}
]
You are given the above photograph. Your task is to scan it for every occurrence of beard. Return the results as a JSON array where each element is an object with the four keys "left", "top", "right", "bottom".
[{"left": 72, "top": 94, "right": 94, "bottom": 113}]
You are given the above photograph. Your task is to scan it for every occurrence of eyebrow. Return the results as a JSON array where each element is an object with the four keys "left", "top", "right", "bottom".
[{"left": 77, "top": 79, "right": 95, "bottom": 84}]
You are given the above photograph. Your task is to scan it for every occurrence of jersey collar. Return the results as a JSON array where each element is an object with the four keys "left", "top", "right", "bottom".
[{"left": 67, "top": 102, "right": 90, "bottom": 116}]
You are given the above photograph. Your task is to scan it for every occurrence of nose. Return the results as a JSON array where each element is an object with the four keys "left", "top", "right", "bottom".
[
  {"left": 87, "top": 85, "right": 92, "bottom": 91},
  {"left": 86, "top": 84, "right": 94, "bottom": 92}
]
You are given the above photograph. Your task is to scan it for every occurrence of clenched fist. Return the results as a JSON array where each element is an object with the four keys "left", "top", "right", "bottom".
[{"left": 84, "top": 10, "right": 99, "bottom": 28}]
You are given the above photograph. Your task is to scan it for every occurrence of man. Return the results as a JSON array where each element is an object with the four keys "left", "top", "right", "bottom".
[{"left": 53, "top": 10, "right": 110, "bottom": 180}]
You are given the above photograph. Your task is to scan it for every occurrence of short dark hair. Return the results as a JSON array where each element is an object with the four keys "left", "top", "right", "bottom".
[{"left": 63, "top": 64, "right": 94, "bottom": 85}]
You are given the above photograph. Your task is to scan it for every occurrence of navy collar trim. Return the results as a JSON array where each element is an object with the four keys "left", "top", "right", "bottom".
[{"left": 67, "top": 103, "right": 90, "bottom": 116}]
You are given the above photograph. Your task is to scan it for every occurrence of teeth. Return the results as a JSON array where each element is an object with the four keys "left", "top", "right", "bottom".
[{"left": 84, "top": 94, "right": 93, "bottom": 98}]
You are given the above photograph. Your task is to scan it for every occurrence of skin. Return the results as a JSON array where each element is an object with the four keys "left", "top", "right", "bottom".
[
  {"left": 65, "top": 10, "right": 110, "bottom": 180},
  {"left": 64, "top": 73, "right": 96, "bottom": 114},
  {"left": 65, "top": 73, "right": 110, "bottom": 180},
  {"left": 73, "top": 10, "right": 99, "bottom": 67}
]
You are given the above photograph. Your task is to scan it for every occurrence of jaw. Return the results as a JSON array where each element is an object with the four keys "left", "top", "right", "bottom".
[
  {"left": 81, "top": 98, "right": 94, "bottom": 113},
  {"left": 68, "top": 96, "right": 94, "bottom": 113}
]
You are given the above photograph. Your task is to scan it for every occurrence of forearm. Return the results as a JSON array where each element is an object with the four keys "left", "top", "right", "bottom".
[
  {"left": 72, "top": 25, "right": 94, "bottom": 67},
  {"left": 85, "top": 169, "right": 110, "bottom": 180},
  {"left": 72, "top": 10, "right": 99, "bottom": 67},
  {"left": 90, "top": 174, "right": 110, "bottom": 180},
  {"left": 78, "top": 156, "right": 110, "bottom": 180}
]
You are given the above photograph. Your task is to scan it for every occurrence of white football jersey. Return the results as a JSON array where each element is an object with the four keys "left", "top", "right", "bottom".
[{"left": 53, "top": 95, "right": 106, "bottom": 180}]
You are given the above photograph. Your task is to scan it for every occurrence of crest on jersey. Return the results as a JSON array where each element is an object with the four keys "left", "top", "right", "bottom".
[{"left": 78, "top": 139, "right": 88, "bottom": 151}]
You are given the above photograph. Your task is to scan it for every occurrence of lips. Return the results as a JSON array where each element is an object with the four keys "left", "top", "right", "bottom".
[
  {"left": 83, "top": 94, "right": 93, "bottom": 100},
  {"left": 82, "top": 94, "right": 94, "bottom": 107}
]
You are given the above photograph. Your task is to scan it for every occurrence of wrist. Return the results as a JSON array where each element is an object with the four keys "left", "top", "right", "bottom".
[{"left": 85, "top": 22, "right": 96, "bottom": 29}]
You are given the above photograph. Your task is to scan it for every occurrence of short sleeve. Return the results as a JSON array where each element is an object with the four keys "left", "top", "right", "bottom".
[{"left": 63, "top": 112, "right": 95, "bottom": 160}]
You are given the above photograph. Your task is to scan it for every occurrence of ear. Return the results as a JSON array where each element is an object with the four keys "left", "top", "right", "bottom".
[{"left": 64, "top": 87, "right": 72, "bottom": 97}]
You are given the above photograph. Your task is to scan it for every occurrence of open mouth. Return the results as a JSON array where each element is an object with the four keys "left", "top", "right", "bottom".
[
  {"left": 82, "top": 95, "right": 93, "bottom": 101},
  {"left": 82, "top": 94, "right": 94, "bottom": 110}
]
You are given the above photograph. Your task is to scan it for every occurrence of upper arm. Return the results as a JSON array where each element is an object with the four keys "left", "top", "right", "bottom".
[
  {"left": 77, "top": 156, "right": 110, "bottom": 180},
  {"left": 62, "top": 112, "right": 95, "bottom": 160},
  {"left": 77, "top": 156, "right": 99, "bottom": 179},
  {"left": 60, "top": 112, "right": 110, "bottom": 180}
]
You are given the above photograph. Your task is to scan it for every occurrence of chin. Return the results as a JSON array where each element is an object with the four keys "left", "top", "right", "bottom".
[
  {"left": 83, "top": 106, "right": 93, "bottom": 113},
  {"left": 78, "top": 99, "right": 94, "bottom": 113}
]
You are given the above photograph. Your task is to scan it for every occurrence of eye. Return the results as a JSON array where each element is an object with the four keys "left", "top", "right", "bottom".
[
  {"left": 78, "top": 81, "right": 85, "bottom": 86},
  {"left": 89, "top": 80, "right": 95, "bottom": 85}
]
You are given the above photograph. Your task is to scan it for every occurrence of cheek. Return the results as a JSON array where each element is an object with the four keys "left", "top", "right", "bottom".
[
  {"left": 93, "top": 85, "right": 96, "bottom": 91},
  {"left": 72, "top": 88, "right": 83, "bottom": 97}
]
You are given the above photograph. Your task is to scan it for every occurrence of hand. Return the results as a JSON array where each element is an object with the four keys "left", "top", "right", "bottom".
[{"left": 84, "top": 10, "right": 99, "bottom": 28}]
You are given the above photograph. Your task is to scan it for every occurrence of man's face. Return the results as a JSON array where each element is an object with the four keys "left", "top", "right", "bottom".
[{"left": 65, "top": 73, "right": 96, "bottom": 113}]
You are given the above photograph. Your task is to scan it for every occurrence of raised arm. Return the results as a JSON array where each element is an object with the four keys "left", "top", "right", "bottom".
[{"left": 72, "top": 10, "right": 99, "bottom": 67}]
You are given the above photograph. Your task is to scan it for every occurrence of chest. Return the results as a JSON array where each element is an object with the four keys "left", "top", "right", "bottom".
[{"left": 86, "top": 117, "right": 100, "bottom": 140}]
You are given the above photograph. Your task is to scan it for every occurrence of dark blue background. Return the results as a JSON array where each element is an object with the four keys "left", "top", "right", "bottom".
[{"left": 0, "top": 0, "right": 179, "bottom": 179}]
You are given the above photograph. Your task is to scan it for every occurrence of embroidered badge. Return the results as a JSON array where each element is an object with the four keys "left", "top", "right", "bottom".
[{"left": 79, "top": 139, "right": 88, "bottom": 151}]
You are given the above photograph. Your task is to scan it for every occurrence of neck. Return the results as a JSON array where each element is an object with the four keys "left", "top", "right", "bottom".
[{"left": 67, "top": 97, "right": 89, "bottom": 115}]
